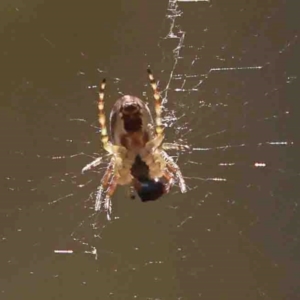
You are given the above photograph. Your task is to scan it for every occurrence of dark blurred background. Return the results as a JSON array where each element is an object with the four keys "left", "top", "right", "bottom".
[{"left": 0, "top": 0, "right": 299, "bottom": 299}]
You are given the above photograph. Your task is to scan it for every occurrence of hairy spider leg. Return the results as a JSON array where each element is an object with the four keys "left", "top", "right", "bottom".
[
  {"left": 161, "top": 150, "right": 187, "bottom": 194},
  {"left": 95, "top": 159, "right": 115, "bottom": 212},
  {"left": 98, "top": 79, "right": 115, "bottom": 154},
  {"left": 103, "top": 175, "right": 119, "bottom": 220},
  {"left": 98, "top": 79, "right": 127, "bottom": 156},
  {"left": 147, "top": 68, "right": 164, "bottom": 139},
  {"left": 82, "top": 157, "right": 103, "bottom": 173},
  {"left": 162, "top": 168, "right": 175, "bottom": 193}
]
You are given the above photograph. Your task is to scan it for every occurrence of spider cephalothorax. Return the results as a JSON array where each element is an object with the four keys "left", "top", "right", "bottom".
[{"left": 82, "top": 69, "right": 188, "bottom": 219}]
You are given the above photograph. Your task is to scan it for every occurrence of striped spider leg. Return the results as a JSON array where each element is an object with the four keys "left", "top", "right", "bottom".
[
  {"left": 83, "top": 79, "right": 129, "bottom": 219},
  {"left": 141, "top": 69, "right": 187, "bottom": 194},
  {"left": 147, "top": 68, "right": 190, "bottom": 153}
]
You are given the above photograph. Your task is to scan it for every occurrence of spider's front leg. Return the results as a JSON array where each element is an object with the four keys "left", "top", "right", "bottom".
[
  {"left": 98, "top": 78, "right": 125, "bottom": 155},
  {"left": 143, "top": 69, "right": 166, "bottom": 153},
  {"left": 147, "top": 69, "right": 187, "bottom": 193},
  {"left": 147, "top": 68, "right": 164, "bottom": 140},
  {"left": 95, "top": 151, "right": 131, "bottom": 219}
]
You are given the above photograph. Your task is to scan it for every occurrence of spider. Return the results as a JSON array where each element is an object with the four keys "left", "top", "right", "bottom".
[{"left": 82, "top": 69, "right": 188, "bottom": 219}]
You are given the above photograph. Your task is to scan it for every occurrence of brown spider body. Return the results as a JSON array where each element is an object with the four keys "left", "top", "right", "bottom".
[
  {"left": 109, "top": 94, "right": 166, "bottom": 186},
  {"left": 110, "top": 95, "right": 153, "bottom": 182},
  {"left": 110, "top": 95, "right": 153, "bottom": 154},
  {"left": 82, "top": 69, "right": 187, "bottom": 218}
]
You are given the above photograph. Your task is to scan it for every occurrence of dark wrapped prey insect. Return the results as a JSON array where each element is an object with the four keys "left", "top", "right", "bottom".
[{"left": 82, "top": 69, "right": 188, "bottom": 219}]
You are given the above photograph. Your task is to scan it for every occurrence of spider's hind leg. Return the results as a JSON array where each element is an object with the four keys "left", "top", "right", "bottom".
[
  {"left": 102, "top": 175, "right": 119, "bottom": 220},
  {"left": 162, "top": 168, "right": 175, "bottom": 194},
  {"left": 161, "top": 150, "right": 187, "bottom": 194}
]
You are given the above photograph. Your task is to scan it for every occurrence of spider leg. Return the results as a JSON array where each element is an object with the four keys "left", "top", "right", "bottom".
[
  {"left": 161, "top": 150, "right": 187, "bottom": 193},
  {"left": 82, "top": 157, "right": 103, "bottom": 173},
  {"left": 162, "top": 168, "right": 175, "bottom": 193},
  {"left": 94, "top": 159, "right": 114, "bottom": 212},
  {"left": 147, "top": 68, "right": 164, "bottom": 139},
  {"left": 97, "top": 79, "right": 128, "bottom": 156},
  {"left": 97, "top": 79, "right": 116, "bottom": 154}
]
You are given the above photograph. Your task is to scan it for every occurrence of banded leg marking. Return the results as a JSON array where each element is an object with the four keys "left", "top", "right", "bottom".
[
  {"left": 147, "top": 68, "right": 164, "bottom": 139},
  {"left": 98, "top": 79, "right": 113, "bottom": 153}
]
